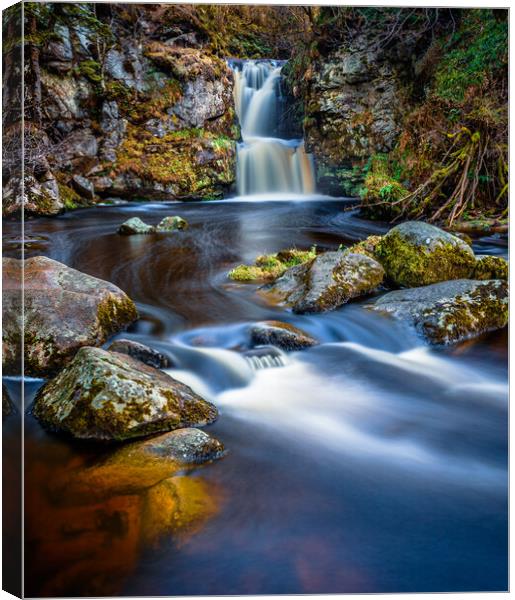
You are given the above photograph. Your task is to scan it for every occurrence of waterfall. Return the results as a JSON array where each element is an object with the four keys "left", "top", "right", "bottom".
[{"left": 229, "top": 59, "right": 316, "bottom": 197}]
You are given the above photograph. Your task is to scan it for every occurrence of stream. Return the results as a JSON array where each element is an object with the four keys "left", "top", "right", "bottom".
[
  {"left": 3, "top": 199, "right": 508, "bottom": 595},
  {"left": 2, "top": 58, "right": 508, "bottom": 596}
]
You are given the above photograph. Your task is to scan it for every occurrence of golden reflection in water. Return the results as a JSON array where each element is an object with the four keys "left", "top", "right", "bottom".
[{"left": 24, "top": 435, "right": 222, "bottom": 597}]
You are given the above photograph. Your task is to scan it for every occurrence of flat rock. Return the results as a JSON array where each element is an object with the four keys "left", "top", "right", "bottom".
[
  {"left": 107, "top": 338, "right": 170, "bottom": 369},
  {"left": 3, "top": 256, "right": 138, "bottom": 377},
  {"left": 32, "top": 347, "right": 218, "bottom": 441},
  {"left": 262, "top": 251, "right": 384, "bottom": 314},
  {"left": 371, "top": 279, "right": 508, "bottom": 344},
  {"left": 375, "top": 221, "right": 476, "bottom": 288},
  {"left": 249, "top": 321, "right": 318, "bottom": 351}
]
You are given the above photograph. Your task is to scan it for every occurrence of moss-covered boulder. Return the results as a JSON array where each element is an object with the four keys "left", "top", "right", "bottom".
[
  {"left": 117, "top": 217, "right": 155, "bottom": 235},
  {"left": 32, "top": 347, "right": 218, "bottom": 441},
  {"left": 228, "top": 247, "right": 316, "bottom": 283},
  {"left": 249, "top": 321, "right": 318, "bottom": 351},
  {"left": 261, "top": 251, "right": 384, "bottom": 314},
  {"left": 371, "top": 279, "right": 508, "bottom": 345},
  {"left": 156, "top": 216, "right": 189, "bottom": 232},
  {"left": 375, "top": 221, "right": 476, "bottom": 288},
  {"left": 107, "top": 339, "right": 170, "bottom": 369},
  {"left": 3, "top": 256, "right": 138, "bottom": 377},
  {"left": 343, "top": 235, "right": 383, "bottom": 260},
  {"left": 472, "top": 255, "right": 508, "bottom": 281}
]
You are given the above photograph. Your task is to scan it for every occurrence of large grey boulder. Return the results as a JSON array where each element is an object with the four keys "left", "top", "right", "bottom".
[
  {"left": 3, "top": 256, "right": 138, "bottom": 377},
  {"left": 375, "top": 221, "right": 476, "bottom": 288},
  {"left": 371, "top": 279, "right": 508, "bottom": 344},
  {"left": 262, "top": 251, "right": 384, "bottom": 314},
  {"left": 32, "top": 347, "right": 218, "bottom": 441}
]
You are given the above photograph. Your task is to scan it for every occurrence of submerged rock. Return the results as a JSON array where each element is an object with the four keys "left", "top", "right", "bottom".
[
  {"left": 55, "top": 428, "right": 225, "bottom": 501},
  {"left": 249, "top": 321, "right": 318, "bottom": 351},
  {"left": 117, "top": 217, "right": 155, "bottom": 235},
  {"left": 262, "top": 251, "right": 384, "bottom": 314},
  {"left": 3, "top": 256, "right": 138, "bottom": 377},
  {"left": 33, "top": 347, "right": 218, "bottom": 441},
  {"left": 107, "top": 338, "right": 170, "bottom": 369},
  {"left": 375, "top": 221, "right": 476, "bottom": 288},
  {"left": 156, "top": 216, "right": 188, "bottom": 232},
  {"left": 472, "top": 255, "right": 508, "bottom": 281},
  {"left": 371, "top": 279, "right": 508, "bottom": 345}
]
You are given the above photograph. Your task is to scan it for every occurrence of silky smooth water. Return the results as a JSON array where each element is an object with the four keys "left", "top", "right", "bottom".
[
  {"left": 3, "top": 200, "right": 508, "bottom": 596},
  {"left": 230, "top": 60, "right": 316, "bottom": 196}
]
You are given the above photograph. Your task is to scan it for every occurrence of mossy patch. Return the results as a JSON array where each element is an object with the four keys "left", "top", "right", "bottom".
[{"left": 228, "top": 247, "right": 317, "bottom": 283}]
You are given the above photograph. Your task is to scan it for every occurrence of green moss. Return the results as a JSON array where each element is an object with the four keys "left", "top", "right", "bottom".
[
  {"left": 472, "top": 255, "right": 508, "bottom": 281},
  {"left": 78, "top": 59, "right": 102, "bottom": 83},
  {"left": 375, "top": 230, "right": 476, "bottom": 288},
  {"left": 229, "top": 247, "right": 317, "bottom": 283},
  {"left": 57, "top": 182, "right": 82, "bottom": 210},
  {"left": 343, "top": 235, "right": 383, "bottom": 260}
]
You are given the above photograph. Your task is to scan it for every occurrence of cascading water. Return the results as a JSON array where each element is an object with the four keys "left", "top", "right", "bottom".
[{"left": 229, "top": 59, "right": 316, "bottom": 197}]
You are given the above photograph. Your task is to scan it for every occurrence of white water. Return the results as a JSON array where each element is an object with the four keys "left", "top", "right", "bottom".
[{"left": 230, "top": 60, "right": 316, "bottom": 196}]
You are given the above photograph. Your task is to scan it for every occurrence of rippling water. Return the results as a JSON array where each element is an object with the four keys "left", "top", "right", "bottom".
[{"left": 3, "top": 200, "right": 508, "bottom": 595}]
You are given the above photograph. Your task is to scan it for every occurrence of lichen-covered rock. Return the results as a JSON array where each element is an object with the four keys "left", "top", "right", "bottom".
[
  {"left": 375, "top": 221, "right": 476, "bottom": 288},
  {"left": 156, "top": 216, "right": 188, "bottom": 232},
  {"left": 32, "top": 347, "right": 218, "bottom": 441},
  {"left": 371, "top": 279, "right": 508, "bottom": 344},
  {"left": 343, "top": 235, "right": 383, "bottom": 260},
  {"left": 262, "top": 251, "right": 384, "bottom": 314},
  {"left": 472, "top": 255, "right": 508, "bottom": 281},
  {"left": 107, "top": 339, "right": 170, "bottom": 369},
  {"left": 249, "top": 321, "right": 318, "bottom": 351},
  {"left": 2, "top": 256, "right": 138, "bottom": 377},
  {"left": 3, "top": 174, "right": 64, "bottom": 218},
  {"left": 117, "top": 217, "right": 155, "bottom": 235}
]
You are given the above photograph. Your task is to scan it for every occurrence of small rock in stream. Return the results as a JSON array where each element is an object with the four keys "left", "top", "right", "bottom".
[
  {"left": 249, "top": 321, "right": 318, "bottom": 350},
  {"left": 117, "top": 217, "right": 155, "bottom": 235}
]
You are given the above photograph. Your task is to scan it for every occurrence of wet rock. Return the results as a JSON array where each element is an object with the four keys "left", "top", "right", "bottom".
[
  {"left": 263, "top": 251, "right": 384, "bottom": 314},
  {"left": 71, "top": 175, "right": 95, "bottom": 200},
  {"left": 107, "top": 339, "right": 170, "bottom": 369},
  {"left": 371, "top": 279, "right": 508, "bottom": 345},
  {"left": 375, "top": 221, "right": 476, "bottom": 288},
  {"left": 3, "top": 256, "right": 138, "bottom": 377},
  {"left": 472, "top": 255, "right": 508, "bottom": 281},
  {"left": 32, "top": 347, "right": 218, "bottom": 441},
  {"left": 156, "top": 216, "right": 188, "bottom": 232},
  {"left": 249, "top": 321, "right": 318, "bottom": 351},
  {"left": 117, "top": 217, "right": 155, "bottom": 235}
]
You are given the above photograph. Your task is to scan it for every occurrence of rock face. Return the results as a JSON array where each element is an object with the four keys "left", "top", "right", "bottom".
[
  {"left": 375, "top": 222, "right": 476, "bottom": 288},
  {"left": 3, "top": 5, "right": 239, "bottom": 217},
  {"left": 32, "top": 347, "right": 218, "bottom": 441},
  {"left": 371, "top": 279, "right": 508, "bottom": 344},
  {"left": 472, "top": 255, "right": 508, "bottom": 281},
  {"left": 118, "top": 217, "right": 155, "bottom": 235},
  {"left": 2, "top": 256, "right": 138, "bottom": 377},
  {"left": 107, "top": 339, "right": 170, "bottom": 369},
  {"left": 262, "top": 251, "right": 384, "bottom": 314},
  {"left": 249, "top": 321, "right": 318, "bottom": 351}
]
